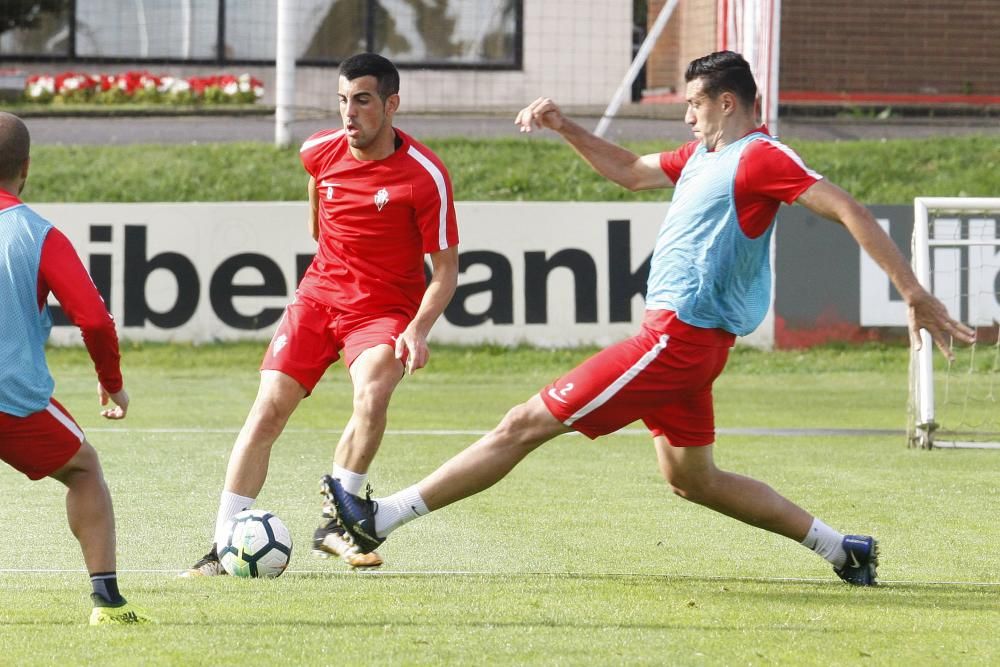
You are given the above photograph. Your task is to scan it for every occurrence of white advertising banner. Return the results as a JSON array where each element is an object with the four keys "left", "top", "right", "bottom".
[
  {"left": 36, "top": 202, "right": 775, "bottom": 348},
  {"left": 859, "top": 213, "right": 1000, "bottom": 328}
]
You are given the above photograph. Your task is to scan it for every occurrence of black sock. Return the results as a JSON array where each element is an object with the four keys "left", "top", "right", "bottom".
[{"left": 90, "top": 572, "right": 125, "bottom": 606}]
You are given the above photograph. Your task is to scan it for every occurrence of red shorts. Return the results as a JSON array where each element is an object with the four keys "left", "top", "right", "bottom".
[
  {"left": 0, "top": 398, "right": 84, "bottom": 480},
  {"left": 261, "top": 295, "right": 410, "bottom": 393},
  {"left": 540, "top": 314, "right": 731, "bottom": 446}
]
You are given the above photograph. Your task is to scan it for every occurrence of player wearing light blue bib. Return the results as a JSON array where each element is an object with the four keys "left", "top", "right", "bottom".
[
  {"left": 328, "top": 52, "right": 974, "bottom": 589},
  {"left": 646, "top": 129, "right": 777, "bottom": 335},
  {"left": 0, "top": 112, "right": 152, "bottom": 625},
  {"left": 0, "top": 202, "right": 55, "bottom": 416}
]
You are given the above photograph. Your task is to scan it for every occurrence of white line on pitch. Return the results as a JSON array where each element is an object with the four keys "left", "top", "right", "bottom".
[
  {"left": 80, "top": 427, "right": 906, "bottom": 437},
  {"left": 1, "top": 568, "right": 997, "bottom": 587}
]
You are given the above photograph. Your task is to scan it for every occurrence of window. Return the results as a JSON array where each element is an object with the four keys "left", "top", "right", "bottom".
[
  {"left": 0, "top": 0, "right": 71, "bottom": 57},
  {"left": 75, "top": 0, "right": 218, "bottom": 60},
  {"left": 0, "top": 0, "right": 522, "bottom": 68}
]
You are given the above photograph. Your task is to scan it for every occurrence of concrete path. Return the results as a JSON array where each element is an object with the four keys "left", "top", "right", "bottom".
[{"left": 25, "top": 112, "right": 1000, "bottom": 146}]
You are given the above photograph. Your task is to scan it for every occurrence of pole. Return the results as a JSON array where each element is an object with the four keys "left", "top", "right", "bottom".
[
  {"left": 274, "top": 0, "right": 296, "bottom": 149},
  {"left": 595, "top": 0, "right": 680, "bottom": 138}
]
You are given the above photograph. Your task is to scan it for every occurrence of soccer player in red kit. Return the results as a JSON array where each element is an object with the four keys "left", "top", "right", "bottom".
[
  {"left": 330, "top": 51, "right": 974, "bottom": 586},
  {"left": 185, "top": 53, "right": 459, "bottom": 574},
  {"left": 0, "top": 112, "right": 152, "bottom": 625}
]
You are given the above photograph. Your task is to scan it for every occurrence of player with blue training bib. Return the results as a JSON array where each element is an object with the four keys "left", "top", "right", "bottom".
[
  {"left": 330, "top": 51, "right": 974, "bottom": 586},
  {"left": 0, "top": 112, "right": 153, "bottom": 625}
]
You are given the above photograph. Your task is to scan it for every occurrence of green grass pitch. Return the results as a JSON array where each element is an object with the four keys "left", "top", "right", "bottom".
[{"left": 1, "top": 343, "right": 997, "bottom": 665}]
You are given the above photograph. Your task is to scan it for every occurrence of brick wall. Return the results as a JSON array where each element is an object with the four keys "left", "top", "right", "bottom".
[
  {"left": 645, "top": 0, "right": 716, "bottom": 96},
  {"left": 646, "top": 0, "right": 1000, "bottom": 100},
  {"left": 782, "top": 0, "right": 1000, "bottom": 97}
]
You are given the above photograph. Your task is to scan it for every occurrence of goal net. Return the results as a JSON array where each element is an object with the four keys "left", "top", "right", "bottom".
[{"left": 909, "top": 197, "right": 1000, "bottom": 449}]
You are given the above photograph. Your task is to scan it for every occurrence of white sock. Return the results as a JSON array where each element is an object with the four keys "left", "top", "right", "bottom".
[
  {"left": 214, "top": 491, "right": 255, "bottom": 548},
  {"left": 801, "top": 517, "right": 846, "bottom": 568},
  {"left": 333, "top": 464, "right": 368, "bottom": 496},
  {"left": 373, "top": 485, "right": 429, "bottom": 538}
]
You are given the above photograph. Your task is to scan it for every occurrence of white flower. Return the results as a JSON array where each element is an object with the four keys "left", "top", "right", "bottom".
[{"left": 223, "top": 81, "right": 239, "bottom": 95}]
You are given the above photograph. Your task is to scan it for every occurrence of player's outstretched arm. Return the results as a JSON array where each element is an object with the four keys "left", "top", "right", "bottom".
[
  {"left": 98, "top": 383, "right": 129, "bottom": 420},
  {"left": 513, "top": 97, "right": 670, "bottom": 192},
  {"left": 395, "top": 246, "right": 459, "bottom": 375},
  {"left": 796, "top": 179, "right": 975, "bottom": 359}
]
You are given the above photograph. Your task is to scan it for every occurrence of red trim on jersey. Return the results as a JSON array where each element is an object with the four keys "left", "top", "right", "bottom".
[
  {"left": 658, "top": 140, "right": 699, "bottom": 184},
  {"left": 658, "top": 127, "right": 821, "bottom": 239},
  {"left": 734, "top": 138, "right": 821, "bottom": 238},
  {"left": 0, "top": 187, "right": 21, "bottom": 212},
  {"left": 38, "top": 228, "right": 123, "bottom": 393}
]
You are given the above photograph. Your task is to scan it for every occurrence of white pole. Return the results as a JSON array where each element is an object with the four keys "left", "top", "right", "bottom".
[
  {"left": 595, "top": 0, "right": 680, "bottom": 138},
  {"left": 134, "top": 0, "right": 149, "bottom": 58},
  {"left": 181, "top": 0, "right": 192, "bottom": 59},
  {"left": 912, "top": 198, "right": 936, "bottom": 432},
  {"left": 766, "top": 0, "right": 781, "bottom": 135},
  {"left": 275, "top": 0, "right": 296, "bottom": 149}
]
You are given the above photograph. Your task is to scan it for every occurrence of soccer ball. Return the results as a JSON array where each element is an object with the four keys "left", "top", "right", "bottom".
[{"left": 218, "top": 509, "right": 293, "bottom": 578}]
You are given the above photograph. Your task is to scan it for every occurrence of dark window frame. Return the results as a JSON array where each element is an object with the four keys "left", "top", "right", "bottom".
[{"left": 0, "top": 0, "right": 523, "bottom": 70}]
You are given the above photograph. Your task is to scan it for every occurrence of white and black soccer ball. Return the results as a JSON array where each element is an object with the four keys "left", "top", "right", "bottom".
[{"left": 218, "top": 509, "right": 292, "bottom": 578}]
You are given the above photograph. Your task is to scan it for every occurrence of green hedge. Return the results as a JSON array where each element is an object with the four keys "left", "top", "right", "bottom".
[{"left": 23, "top": 135, "right": 999, "bottom": 204}]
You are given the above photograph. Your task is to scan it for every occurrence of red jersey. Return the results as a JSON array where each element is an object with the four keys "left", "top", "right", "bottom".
[
  {"left": 659, "top": 126, "right": 821, "bottom": 239},
  {"left": 298, "top": 127, "right": 459, "bottom": 317}
]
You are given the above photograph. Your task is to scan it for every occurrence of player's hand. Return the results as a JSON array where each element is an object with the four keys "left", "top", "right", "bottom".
[
  {"left": 394, "top": 328, "right": 430, "bottom": 376},
  {"left": 514, "top": 97, "right": 566, "bottom": 133},
  {"left": 907, "top": 290, "right": 975, "bottom": 361},
  {"left": 98, "top": 383, "right": 129, "bottom": 420}
]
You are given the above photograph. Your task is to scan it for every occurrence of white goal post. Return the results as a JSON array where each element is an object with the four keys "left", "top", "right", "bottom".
[{"left": 909, "top": 197, "right": 1000, "bottom": 449}]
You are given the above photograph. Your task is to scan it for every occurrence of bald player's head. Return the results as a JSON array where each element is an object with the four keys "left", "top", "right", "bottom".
[{"left": 0, "top": 112, "right": 30, "bottom": 189}]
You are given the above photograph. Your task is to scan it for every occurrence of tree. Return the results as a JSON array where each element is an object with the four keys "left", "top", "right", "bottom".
[{"left": 1, "top": 0, "right": 68, "bottom": 36}]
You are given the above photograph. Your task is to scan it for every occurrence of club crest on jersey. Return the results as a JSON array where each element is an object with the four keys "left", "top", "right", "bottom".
[{"left": 374, "top": 188, "right": 389, "bottom": 211}]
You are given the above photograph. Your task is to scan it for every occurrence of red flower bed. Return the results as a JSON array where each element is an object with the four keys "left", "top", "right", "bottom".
[{"left": 24, "top": 71, "right": 264, "bottom": 105}]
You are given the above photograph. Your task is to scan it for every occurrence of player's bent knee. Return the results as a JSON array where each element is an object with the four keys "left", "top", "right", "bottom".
[
  {"left": 352, "top": 383, "right": 394, "bottom": 418},
  {"left": 50, "top": 440, "right": 104, "bottom": 486},
  {"left": 494, "top": 400, "right": 558, "bottom": 448},
  {"left": 664, "top": 471, "right": 714, "bottom": 504}
]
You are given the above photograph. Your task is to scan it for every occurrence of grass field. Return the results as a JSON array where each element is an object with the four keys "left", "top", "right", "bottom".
[
  {"left": 23, "top": 134, "right": 1000, "bottom": 204},
  {"left": 1, "top": 343, "right": 997, "bottom": 665}
]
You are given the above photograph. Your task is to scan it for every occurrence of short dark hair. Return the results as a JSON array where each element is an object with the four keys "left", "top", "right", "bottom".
[
  {"left": 685, "top": 51, "right": 757, "bottom": 110},
  {"left": 0, "top": 112, "right": 30, "bottom": 181},
  {"left": 340, "top": 53, "right": 400, "bottom": 101}
]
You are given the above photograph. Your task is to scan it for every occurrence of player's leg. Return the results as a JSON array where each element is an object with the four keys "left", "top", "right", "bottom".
[
  {"left": 183, "top": 370, "right": 307, "bottom": 577},
  {"left": 186, "top": 299, "right": 330, "bottom": 576},
  {"left": 54, "top": 446, "right": 156, "bottom": 625},
  {"left": 50, "top": 440, "right": 116, "bottom": 582},
  {"left": 222, "top": 369, "right": 308, "bottom": 500},
  {"left": 48, "top": 441, "right": 152, "bottom": 624},
  {"left": 654, "top": 439, "right": 813, "bottom": 537},
  {"left": 417, "top": 395, "right": 567, "bottom": 510},
  {"left": 334, "top": 344, "right": 404, "bottom": 474},
  {"left": 2, "top": 399, "right": 155, "bottom": 624},
  {"left": 313, "top": 344, "right": 401, "bottom": 566},
  {"left": 331, "top": 393, "right": 569, "bottom": 553},
  {"left": 328, "top": 324, "right": 672, "bottom": 553},
  {"left": 654, "top": 438, "right": 878, "bottom": 585},
  {"left": 313, "top": 314, "right": 410, "bottom": 566}
]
